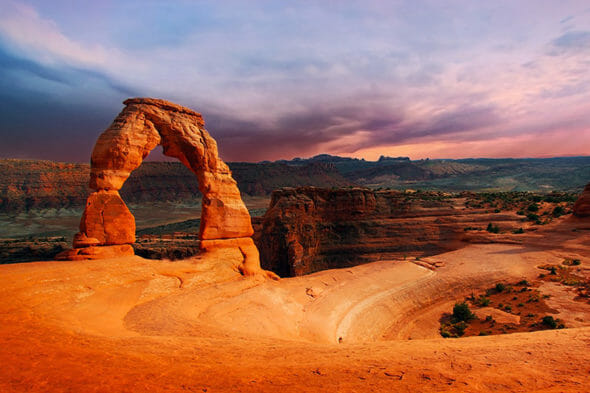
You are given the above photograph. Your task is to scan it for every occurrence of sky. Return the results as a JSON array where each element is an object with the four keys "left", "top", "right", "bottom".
[{"left": 0, "top": 0, "right": 589, "bottom": 163}]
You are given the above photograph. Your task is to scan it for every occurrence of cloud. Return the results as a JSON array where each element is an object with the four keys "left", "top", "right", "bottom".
[
  {"left": 0, "top": 0, "right": 589, "bottom": 163},
  {"left": 0, "top": 1, "right": 110, "bottom": 66},
  {"left": 549, "top": 30, "right": 590, "bottom": 55}
]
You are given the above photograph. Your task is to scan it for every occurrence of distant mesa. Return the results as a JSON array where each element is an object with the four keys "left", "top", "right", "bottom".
[
  {"left": 57, "top": 98, "right": 277, "bottom": 279},
  {"left": 573, "top": 182, "right": 590, "bottom": 217}
]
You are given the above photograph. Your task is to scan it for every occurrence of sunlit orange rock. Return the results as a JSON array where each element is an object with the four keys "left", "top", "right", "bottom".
[
  {"left": 56, "top": 244, "right": 134, "bottom": 260},
  {"left": 573, "top": 183, "right": 590, "bottom": 217},
  {"left": 72, "top": 232, "right": 101, "bottom": 248},
  {"left": 61, "top": 98, "right": 272, "bottom": 278},
  {"left": 78, "top": 190, "right": 135, "bottom": 245},
  {"left": 200, "top": 237, "right": 279, "bottom": 280}
]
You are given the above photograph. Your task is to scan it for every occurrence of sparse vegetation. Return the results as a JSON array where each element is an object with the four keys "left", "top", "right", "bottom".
[
  {"left": 552, "top": 206, "right": 566, "bottom": 217},
  {"left": 453, "top": 302, "right": 476, "bottom": 322},
  {"left": 486, "top": 223, "right": 499, "bottom": 233},
  {"left": 562, "top": 258, "right": 581, "bottom": 266},
  {"left": 441, "top": 278, "right": 573, "bottom": 339},
  {"left": 541, "top": 316, "right": 557, "bottom": 329},
  {"left": 475, "top": 296, "right": 490, "bottom": 307}
]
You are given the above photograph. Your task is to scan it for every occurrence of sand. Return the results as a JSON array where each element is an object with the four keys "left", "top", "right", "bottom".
[{"left": 1, "top": 217, "right": 590, "bottom": 392}]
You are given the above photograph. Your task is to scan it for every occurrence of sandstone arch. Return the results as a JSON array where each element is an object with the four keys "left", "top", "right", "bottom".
[{"left": 59, "top": 98, "right": 277, "bottom": 279}]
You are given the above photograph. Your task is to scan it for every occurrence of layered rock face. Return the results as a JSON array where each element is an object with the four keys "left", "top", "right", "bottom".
[
  {"left": 255, "top": 187, "right": 521, "bottom": 276},
  {"left": 58, "top": 98, "right": 275, "bottom": 278},
  {"left": 573, "top": 183, "right": 590, "bottom": 217}
]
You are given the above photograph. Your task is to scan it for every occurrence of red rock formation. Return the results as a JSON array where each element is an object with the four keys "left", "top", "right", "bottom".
[
  {"left": 573, "top": 183, "right": 590, "bottom": 217},
  {"left": 58, "top": 98, "right": 275, "bottom": 279},
  {"left": 255, "top": 187, "right": 525, "bottom": 276},
  {"left": 78, "top": 190, "right": 135, "bottom": 245}
]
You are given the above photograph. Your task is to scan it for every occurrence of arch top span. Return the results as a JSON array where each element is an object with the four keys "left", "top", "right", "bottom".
[{"left": 58, "top": 98, "right": 278, "bottom": 280}]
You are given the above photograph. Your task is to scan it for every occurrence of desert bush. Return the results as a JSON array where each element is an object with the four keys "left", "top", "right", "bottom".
[
  {"left": 527, "top": 213, "right": 540, "bottom": 223},
  {"left": 552, "top": 206, "right": 565, "bottom": 217},
  {"left": 486, "top": 223, "right": 499, "bottom": 233},
  {"left": 541, "top": 316, "right": 557, "bottom": 329},
  {"left": 476, "top": 296, "right": 490, "bottom": 307},
  {"left": 453, "top": 321, "right": 467, "bottom": 336},
  {"left": 452, "top": 302, "right": 475, "bottom": 323},
  {"left": 563, "top": 258, "right": 581, "bottom": 266},
  {"left": 495, "top": 283, "right": 506, "bottom": 292},
  {"left": 527, "top": 203, "right": 539, "bottom": 212}
]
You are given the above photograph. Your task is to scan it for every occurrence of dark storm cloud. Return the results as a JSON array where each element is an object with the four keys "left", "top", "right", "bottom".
[
  {"left": 0, "top": 44, "right": 139, "bottom": 162},
  {"left": 206, "top": 102, "right": 500, "bottom": 162},
  {"left": 0, "top": 46, "right": 69, "bottom": 85}
]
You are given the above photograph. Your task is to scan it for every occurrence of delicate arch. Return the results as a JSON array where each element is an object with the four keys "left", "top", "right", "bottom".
[{"left": 59, "top": 98, "right": 277, "bottom": 279}]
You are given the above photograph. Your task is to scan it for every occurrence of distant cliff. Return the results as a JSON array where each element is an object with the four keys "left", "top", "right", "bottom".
[
  {"left": 0, "top": 159, "right": 350, "bottom": 213},
  {"left": 254, "top": 187, "right": 531, "bottom": 276},
  {"left": 1, "top": 154, "right": 588, "bottom": 214}
]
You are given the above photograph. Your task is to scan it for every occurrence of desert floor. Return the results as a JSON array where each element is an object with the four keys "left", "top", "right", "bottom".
[{"left": 1, "top": 218, "right": 590, "bottom": 392}]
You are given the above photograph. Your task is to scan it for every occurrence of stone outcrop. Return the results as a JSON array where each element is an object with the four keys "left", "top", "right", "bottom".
[
  {"left": 573, "top": 183, "right": 590, "bottom": 217},
  {"left": 254, "top": 187, "right": 523, "bottom": 277},
  {"left": 57, "top": 98, "right": 276, "bottom": 279}
]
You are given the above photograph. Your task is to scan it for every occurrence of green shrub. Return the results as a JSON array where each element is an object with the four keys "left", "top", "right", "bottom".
[
  {"left": 486, "top": 223, "right": 499, "bottom": 233},
  {"left": 476, "top": 296, "right": 490, "bottom": 307},
  {"left": 452, "top": 302, "right": 476, "bottom": 322},
  {"left": 541, "top": 316, "right": 557, "bottom": 329},
  {"left": 454, "top": 321, "right": 467, "bottom": 336},
  {"left": 527, "top": 213, "right": 540, "bottom": 222},
  {"left": 552, "top": 206, "right": 565, "bottom": 217},
  {"left": 527, "top": 203, "right": 539, "bottom": 212},
  {"left": 495, "top": 283, "right": 506, "bottom": 292},
  {"left": 563, "top": 258, "right": 581, "bottom": 266},
  {"left": 513, "top": 228, "right": 524, "bottom": 234}
]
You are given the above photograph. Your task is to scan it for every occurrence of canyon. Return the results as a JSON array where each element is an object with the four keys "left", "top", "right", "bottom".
[{"left": 255, "top": 186, "right": 577, "bottom": 276}]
